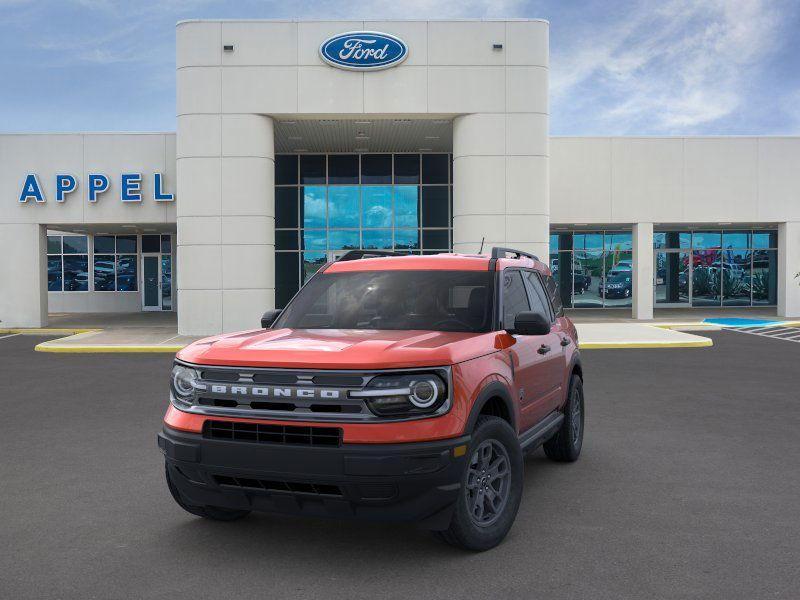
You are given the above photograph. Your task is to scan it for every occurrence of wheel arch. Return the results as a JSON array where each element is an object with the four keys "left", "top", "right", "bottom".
[{"left": 464, "top": 381, "right": 517, "bottom": 434}]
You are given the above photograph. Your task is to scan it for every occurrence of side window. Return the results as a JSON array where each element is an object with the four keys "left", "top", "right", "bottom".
[
  {"left": 523, "top": 271, "right": 553, "bottom": 322},
  {"left": 502, "top": 270, "right": 531, "bottom": 329},
  {"left": 543, "top": 274, "right": 564, "bottom": 317}
]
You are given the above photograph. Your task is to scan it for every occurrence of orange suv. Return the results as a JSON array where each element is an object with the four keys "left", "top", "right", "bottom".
[{"left": 158, "top": 248, "right": 584, "bottom": 550}]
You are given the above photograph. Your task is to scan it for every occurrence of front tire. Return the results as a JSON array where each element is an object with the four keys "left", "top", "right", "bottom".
[
  {"left": 435, "top": 416, "right": 523, "bottom": 551},
  {"left": 165, "top": 464, "right": 251, "bottom": 521},
  {"left": 543, "top": 375, "right": 584, "bottom": 462}
]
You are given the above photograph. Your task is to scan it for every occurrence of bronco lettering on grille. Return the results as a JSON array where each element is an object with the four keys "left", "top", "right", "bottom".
[{"left": 205, "top": 384, "right": 341, "bottom": 400}]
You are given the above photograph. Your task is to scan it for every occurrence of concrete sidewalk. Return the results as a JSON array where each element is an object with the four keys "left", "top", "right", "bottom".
[{"left": 0, "top": 311, "right": 717, "bottom": 353}]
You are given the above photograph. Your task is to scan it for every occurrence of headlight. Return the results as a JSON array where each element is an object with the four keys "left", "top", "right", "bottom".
[
  {"left": 171, "top": 364, "right": 199, "bottom": 401},
  {"left": 350, "top": 372, "right": 448, "bottom": 417}
]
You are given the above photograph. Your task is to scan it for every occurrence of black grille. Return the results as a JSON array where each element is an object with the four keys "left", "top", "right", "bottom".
[
  {"left": 213, "top": 475, "right": 343, "bottom": 497},
  {"left": 204, "top": 420, "right": 342, "bottom": 447}
]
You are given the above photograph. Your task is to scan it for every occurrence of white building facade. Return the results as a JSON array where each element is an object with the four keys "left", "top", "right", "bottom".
[{"left": 0, "top": 19, "right": 798, "bottom": 334}]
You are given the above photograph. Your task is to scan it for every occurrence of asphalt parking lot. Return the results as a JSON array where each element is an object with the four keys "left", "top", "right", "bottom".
[{"left": 1, "top": 331, "right": 799, "bottom": 600}]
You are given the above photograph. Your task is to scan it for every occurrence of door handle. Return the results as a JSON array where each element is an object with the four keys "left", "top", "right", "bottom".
[
  {"left": 537, "top": 344, "right": 551, "bottom": 355},
  {"left": 561, "top": 337, "right": 571, "bottom": 346}
]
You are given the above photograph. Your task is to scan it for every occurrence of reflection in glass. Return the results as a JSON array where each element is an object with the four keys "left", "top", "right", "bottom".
[
  {"left": 300, "top": 155, "right": 325, "bottom": 184},
  {"left": 47, "top": 235, "right": 61, "bottom": 254},
  {"left": 722, "top": 249, "right": 751, "bottom": 306},
  {"left": 655, "top": 251, "right": 690, "bottom": 305},
  {"left": 361, "top": 154, "right": 392, "bottom": 184},
  {"left": 161, "top": 235, "right": 172, "bottom": 254},
  {"left": 394, "top": 154, "right": 419, "bottom": 184},
  {"left": 116, "top": 235, "right": 137, "bottom": 254},
  {"left": 63, "top": 235, "right": 88, "bottom": 254},
  {"left": 161, "top": 255, "right": 172, "bottom": 310},
  {"left": 604, "top": 232, "right": 632, "bottom": 251},
  {"left": 752, "top": 231, "right": 778, "bottom": 249},
  {"left": 63, "top": 255, "right": 89, "bottom": 291},
  {"left": 328, "top": 230, "right": 359, "bottom": 250},
  {"left": 93, "top": 235, "right": 114, "bottom": 254},
  {"left": 394, "top": 229, "right": 419, "bottom": 250},
  {"left": 603, "top": 250, "right": 633, "bottom": 307},
  {"left": 654, "top": 231, "right": 690, "bottom": 249},
  {"left": 692, "top": 231, "right": 721, "bottom": 249},
  {"left": 574, "top": 233, "right": 603, "bottom": 250},
  {"left": 327, "top": 155, "right": 358, "bottom": 184},
  {"left": 394, "top": 186, "right": 419, "bottom": 227},
  {"left": 47, "top": 256, "right": 62, "bottom": 291},
  {"left": 752, "top": 249, "right": 777, "bottom": 305},
  {"left": 302, "top": 252, "right": 327, "bottom": 284},
  {"left": 94, "top": 255, "right": 116, "bottom": 291},
  {"left": 573, "top": 250, "right": 603, "bottom": 307},
  {"left": 422, "top": 229, "right": 449, "bottom": 250},
  {"left": 301, "top": 230, "right": 326, "bottom": 251},
  {"left": 691, "top": 250, "right": 721, "bottom": 306},
  {"left": 327, "top": 186, "right": 359, "bottom": 228},
  {"left": 362, "top": 186, "right": 392, "bottom": 228},
  {"left": 363, "top": 229, "right": 393, "bottom": 250},
  {"left": 117, "top": 255, "right": 137, "bottom": 291},
  {"left": 302, "top": 186, "right": 326, "bottom": 228},
  {"left": 722, "top": 231, "right": 750, "bottom": 249}
]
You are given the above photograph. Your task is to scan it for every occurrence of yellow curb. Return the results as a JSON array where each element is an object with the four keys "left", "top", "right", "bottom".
[
  {"left": 0, "top": 328, "right": 101, "bottom": 335},
  {"left": 34, "top": 343, "right": 185, "bottom": 353},
  {"left": 579, "top": 338, "right": 713, "bottom": 350}
]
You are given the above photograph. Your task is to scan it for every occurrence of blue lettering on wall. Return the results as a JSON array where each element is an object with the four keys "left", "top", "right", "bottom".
[
  {"left": 121, "top": 173, "right": 142, "bottom": 202},
  {"left": 87, "top": 174, "right": 110, "bottom": 203},
  {"left": 56, "top": 174, "right": 77, "bottom": 202},
  {"left": 18, "top": 173, "right": 174, "bottom": 205},
  {"left": 153, "top": 173, "right": 174, "bottom": 202},
  {"left": 19, "top": 174, "right": 45, "bottom": 203}
]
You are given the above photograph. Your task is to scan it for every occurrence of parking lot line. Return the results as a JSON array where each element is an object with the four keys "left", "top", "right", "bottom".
[{"left": 0, "top": 333, "right": 21, "bottom": 341}]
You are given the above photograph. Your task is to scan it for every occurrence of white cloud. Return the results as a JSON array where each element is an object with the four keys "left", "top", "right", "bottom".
[{"left": 551, "top": 0, "right": 792, "bottom": 133}]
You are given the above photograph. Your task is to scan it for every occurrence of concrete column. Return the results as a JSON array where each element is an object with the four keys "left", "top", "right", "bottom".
[
  {"left": 632, "top": 222, "right": 654, "bottom": 320},
  {"left": 452, "top": 113, "right": 549, "bottom": 260},
  {"left": 778, "top": 221, "right": 800, "bottom": 318},
  {"left": 177, "top": 114, "right": 275, "bottom": 335},
  {"left": 0, "top": 224, "right": 47, "bottom": 327}
]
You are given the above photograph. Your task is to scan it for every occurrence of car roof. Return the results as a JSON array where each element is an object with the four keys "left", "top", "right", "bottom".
[{"left": 324, "top": 252, "right": 550, "bottom": 274}]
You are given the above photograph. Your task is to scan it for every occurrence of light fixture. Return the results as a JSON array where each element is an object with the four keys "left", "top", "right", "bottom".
[
  {"left": 288, "top": 136, "right": 302, "bottom": 140},
  {"left": 354, "top": 147, "right": 368, "bottom": 153},
  {"left": 419, "top": 147, "right": 433, "bottom": 152},
  {"left": 223, "top": 44, "right": 235, "bottom": 52},
  {"left": 355, "top": 120, "right": 372, "bottom": 125},
  {"left": 280, "top": 120, "right": 297, "bottom": 125},
  {"left": 121, "top": 225, "right": 137, "bottom": 229},
  {"left": 293, "top": 148, "right": 308, "bottom": 152},
  {"left": 425, "top": 135, "right": 440, "bottom": 140},
  {"left": 492, "top": 43, "right": 503, "bottom": 50}
]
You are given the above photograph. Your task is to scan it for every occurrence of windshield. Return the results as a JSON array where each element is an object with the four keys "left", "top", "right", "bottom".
[{"left": 274, "top": 270, "right": 495, "bottom": 332}]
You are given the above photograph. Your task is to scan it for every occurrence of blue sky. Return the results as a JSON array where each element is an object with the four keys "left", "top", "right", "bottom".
[{"left": 1, "top": 0, "right": 798, "bottom": 135}]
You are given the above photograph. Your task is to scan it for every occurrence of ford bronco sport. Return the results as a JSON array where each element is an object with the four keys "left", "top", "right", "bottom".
[{"left": 158, "top": 247, "right": 584, "bottom": 551}]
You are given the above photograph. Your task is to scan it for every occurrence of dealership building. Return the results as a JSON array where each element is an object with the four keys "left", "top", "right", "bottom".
[{"left": 1, "top": 19, "right": 799, "bottom": 335}]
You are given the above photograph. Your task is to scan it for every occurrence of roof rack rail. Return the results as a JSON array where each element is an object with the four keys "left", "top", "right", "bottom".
[
  {"left": 490, "top": 247, "right": 540, "bottom": 261},
  {"left": 336, "top": 250, "right": 403, "bottom": 262}
]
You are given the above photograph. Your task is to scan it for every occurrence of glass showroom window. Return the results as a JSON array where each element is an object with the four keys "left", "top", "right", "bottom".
[
  {"left": 274, "top": 153, "right": 454, "bottom": 307},
  {"left": 654, "top": 229, "right": 777, "bottom": 307},
  {"left": 549, "top": 231, "right": 633, "bottom": 309},
  {"left": 93, "top": 235, "right": 138, "bottom": 292},
  {"left": 47, "top": 234, "right": 89, "bottom": 292}
]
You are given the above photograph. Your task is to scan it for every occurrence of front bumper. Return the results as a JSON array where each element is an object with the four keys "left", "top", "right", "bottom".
[{"left": 158, "top": 425, "right": 470, "bottom": 530}]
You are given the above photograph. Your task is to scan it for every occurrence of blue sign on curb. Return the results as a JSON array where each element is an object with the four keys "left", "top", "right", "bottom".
[{"left": 319, "top": 31, "right": 408, "bottom": 71}]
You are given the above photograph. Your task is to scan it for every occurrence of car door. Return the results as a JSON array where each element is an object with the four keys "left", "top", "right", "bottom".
[
  {"left": 522, "top": 270, "right": 566, "bottom": 414},
  {"left": 500, "top": 269, "right": 557, "bottom": 432}
]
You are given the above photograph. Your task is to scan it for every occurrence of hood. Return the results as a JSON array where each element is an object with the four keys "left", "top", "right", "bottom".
[{"left": 177, "top": 328, "right": 502, "bottom": 370}]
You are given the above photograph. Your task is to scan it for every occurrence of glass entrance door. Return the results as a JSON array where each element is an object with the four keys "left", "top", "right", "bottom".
[{"left": 142, "top": 255, "right": 162, "bottom": 311}]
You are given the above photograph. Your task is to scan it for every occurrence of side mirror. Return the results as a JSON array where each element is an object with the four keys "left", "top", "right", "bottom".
[
  {"left": 510, "top": 311, "right": 551, "bottom": 336},
  {"left": 261, "top": 309, "right": 282, "bottom": 329}
]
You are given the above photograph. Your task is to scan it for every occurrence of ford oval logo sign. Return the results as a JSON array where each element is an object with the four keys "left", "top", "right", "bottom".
[{"left": 319, "top": 31, "right": 408, "bottom": 71}]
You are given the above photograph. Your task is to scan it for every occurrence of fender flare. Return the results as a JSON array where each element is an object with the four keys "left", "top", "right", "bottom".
[{"left": 464, "top": 381, "right": 517, "bottom": 434}]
